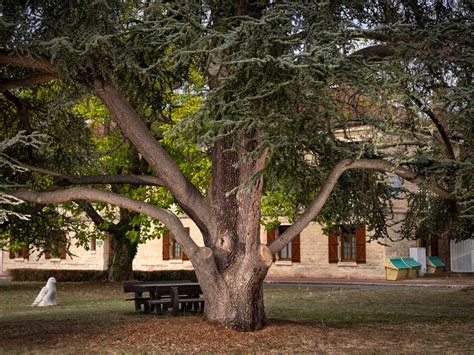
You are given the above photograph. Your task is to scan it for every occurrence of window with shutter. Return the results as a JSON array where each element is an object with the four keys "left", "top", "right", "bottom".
[
  {"left": 340, "top": 225, "right": 357, "bottom": 262},
  {"left": 45, "top": 233, "right": 67, "bottom": 259},
  {"left": 9, "top": 240, "right": 29, "bottom": 260},
  {"left": 276, "top": 225, "right": 300, "bottom": 263},
  {"left": 165, "top": 228, "right": 190, "bottom": 260},
  {"left": 329, "top": 224, "right": 366, "bottom": 264}
]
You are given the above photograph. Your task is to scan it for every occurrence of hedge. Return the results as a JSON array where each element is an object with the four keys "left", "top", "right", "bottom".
[{"left": 9, "top": 268, "right": 197, "bottom": 282}]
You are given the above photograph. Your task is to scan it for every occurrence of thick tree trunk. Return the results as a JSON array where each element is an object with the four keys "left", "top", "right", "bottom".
[
  {"left": 191, "top": 134, "right": 271, "bottom": 331},
  {"left": 194, "top": 248, "right": 270, "bottom": 331},
  {"left": 107, "top": 231, "right": 138, "bottom": 282},
  {"left": 203, "top": 278, "right": 267, "bottom": 331}
]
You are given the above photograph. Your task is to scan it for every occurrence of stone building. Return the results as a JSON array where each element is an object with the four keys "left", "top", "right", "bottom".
[
  {"left": 3, "top": 199, "right": 470, "bottom": 279},
  {"left": 0, "top": 198, "right": 427, "bottom": 280}
]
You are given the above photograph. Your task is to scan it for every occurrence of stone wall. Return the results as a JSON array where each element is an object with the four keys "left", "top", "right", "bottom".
[
  {"left": 265, "top": 222, "right": 387, "bottom": 280},
  {"left": 2, "top": 234, "right": 109, "bottom": 273},
  {"left": 132, "top": 223, "right": 203, "bottom": 271}
]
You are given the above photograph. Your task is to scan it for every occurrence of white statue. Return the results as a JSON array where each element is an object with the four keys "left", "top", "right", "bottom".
[{"left": 31, "top": 277, "right": 57, "bottom": 307}]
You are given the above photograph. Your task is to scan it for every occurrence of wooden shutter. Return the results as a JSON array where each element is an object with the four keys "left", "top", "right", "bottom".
[
  {"left": 328, "top": 230, "right": 338, "bottom": 263},
  {"left": 59, "top": 246, "right": 66, "bottom": 259},
  {"left": 90, "top": 237, "right": 96, "bottom": 252},
  {"left": 21, "top": 245, "right": 29, "bottom": 260},
  {"left": 355, "top": 224, "right": 366, "bottom": 263},
  {"left": 291, "top": 234, "right": 300, "bottom": 262},
  {"left": 162, "top": 232, "right": 170, "bottom": 260},
  {"left": 58, "top": 234, "right": 67, "bottom": 259},
  {"left": 267, "top": 229, "right": 276, "bottom": 261},
  {"left": 267, "top": 229, "right": 277, "bottom": 261},
  {"left": 182, "top": 228, "right": 190, "bottom": 261},
  {"left": 267, "top": 229, "right": 276, "bottom": 245}
]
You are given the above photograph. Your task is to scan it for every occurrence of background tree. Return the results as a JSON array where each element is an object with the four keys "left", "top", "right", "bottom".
[
  {"left": 1, "top": 1, "right": 471, "bottom": 331},
  {"left": 0, "top": 84, "right": 92, "bottom": 257}
]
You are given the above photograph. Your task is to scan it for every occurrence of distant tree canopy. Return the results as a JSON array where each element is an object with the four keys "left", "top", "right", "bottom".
[{"left": 1, "top": 1, "right": 472, "bottom": 330}]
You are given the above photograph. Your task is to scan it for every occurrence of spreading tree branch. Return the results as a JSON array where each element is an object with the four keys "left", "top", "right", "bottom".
[
  {"left": 350, "top": 44, "right": 395, "bottom": 59},
  {"left": 0, "top": 53, "right": 57, "bottom": 74},
  {"left": 10, "top": 160, "right": 166, "bottom": 187},
  {"left": 410, "top": 96, "right": 456, "bottom": 160},
  {"left": 93, "top": 79, "right": 212, "bottom": 235},
  {"left": 55, "top": 174, "right": 166, "bottom": 187},
  {"left": 269, "top": 159, "right": 456, "bottom": 255},
  {"left": 0, "top": 73, "right": 57, "bottom": 92},
  {"left": 74, "top": 200, "right": 107, "bottom": 231},
  {"left": 348, "top": 31, "right": 416, "bottom": 43},
  {"left": 10, "top": 187, "right": 200, "bottom": 258}
]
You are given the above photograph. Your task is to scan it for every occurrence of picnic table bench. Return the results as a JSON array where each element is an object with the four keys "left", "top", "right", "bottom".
[{"left": 123, "top": 281, "right": 204, "bottom": 316}]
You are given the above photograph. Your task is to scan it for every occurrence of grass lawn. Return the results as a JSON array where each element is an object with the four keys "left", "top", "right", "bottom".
[{"left": 0, "top": 281, "right": 473, "bottom": 353}]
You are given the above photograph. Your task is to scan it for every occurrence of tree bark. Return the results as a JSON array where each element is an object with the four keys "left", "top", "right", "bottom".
[
  {"left": 202, "top": 274, "right": 267, "bottom": 331},
  {"left": 194, "top": 246, "right": 270, "bottom": 331},
  {"left": 107, "top": 230, "right": 138, "bottom": 282},
  {"left": 77, "top": 200, "right": 138, "bottom": 282},
  {"left": 192, "top": 133, "right": 270, "bottom": 330}
]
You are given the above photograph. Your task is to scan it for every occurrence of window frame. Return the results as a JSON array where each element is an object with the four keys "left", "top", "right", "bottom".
[
  {"left": 9, "top": 244, "right": 29, "bottom": 260},
  {"left": 340, "top": 226, "right": 357, "bottom": 262},
  {"left": 44, "top": 232, "right": 68, "bottom": 260},
  {"left": 170, "top": 237, "right": 183, "bottom": 260},
  {"left": 328, "top": 224, "right": 366, "bottom": 264},
  {"left": 275, "top": 225, "right": 300, "bottom": 263},
  {"left": 163, "top": 227, "right": 190, "bottom": 261}
]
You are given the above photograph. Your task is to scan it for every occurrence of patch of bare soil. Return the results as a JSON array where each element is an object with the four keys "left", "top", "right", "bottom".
[
  {"left": 88, "top": 316, "right": 473, "bottom": 353},
  {"left": 92, "top": 317, "right": 325, "bottom": 353}
]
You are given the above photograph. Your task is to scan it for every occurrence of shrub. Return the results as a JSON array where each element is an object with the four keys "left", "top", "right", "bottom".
[
  {"left": 9, "top": 268, "right": 197, "bottom": 282},
  {"left": 9, "top": 269, "right": 107, "bottom": 282}
]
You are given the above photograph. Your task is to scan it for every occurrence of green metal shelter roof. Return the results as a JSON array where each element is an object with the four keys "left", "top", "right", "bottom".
[
  {"left": 389, "top": 258, "right": 411, "bottom": 270},
  {"left": 427, "top": 256, "right": 446, "bottom": 267},
  {"left": 402, "top": 257, "right": 422, "bottom": 268}
]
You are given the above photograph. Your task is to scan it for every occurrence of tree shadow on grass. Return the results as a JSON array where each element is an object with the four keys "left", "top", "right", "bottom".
[{"left": 0, "top": 306, "right": 145, "bottom": 352}]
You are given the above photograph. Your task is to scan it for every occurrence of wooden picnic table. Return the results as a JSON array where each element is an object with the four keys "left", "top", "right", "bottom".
[{"left": 123, "top": 281, "right": 204, "bottom": 315}]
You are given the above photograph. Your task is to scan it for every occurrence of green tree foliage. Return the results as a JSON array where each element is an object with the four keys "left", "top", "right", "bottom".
[
  {"left": 0, "top": 131, "right": 46, "bottom": 223},
  {"left": 1, "top": 0, "right": 471, "bottom": 248}
]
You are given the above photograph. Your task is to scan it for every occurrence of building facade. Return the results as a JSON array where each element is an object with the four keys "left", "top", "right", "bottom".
[{"left": 4, "top": 199, "right": 438, "bottom": 280}]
